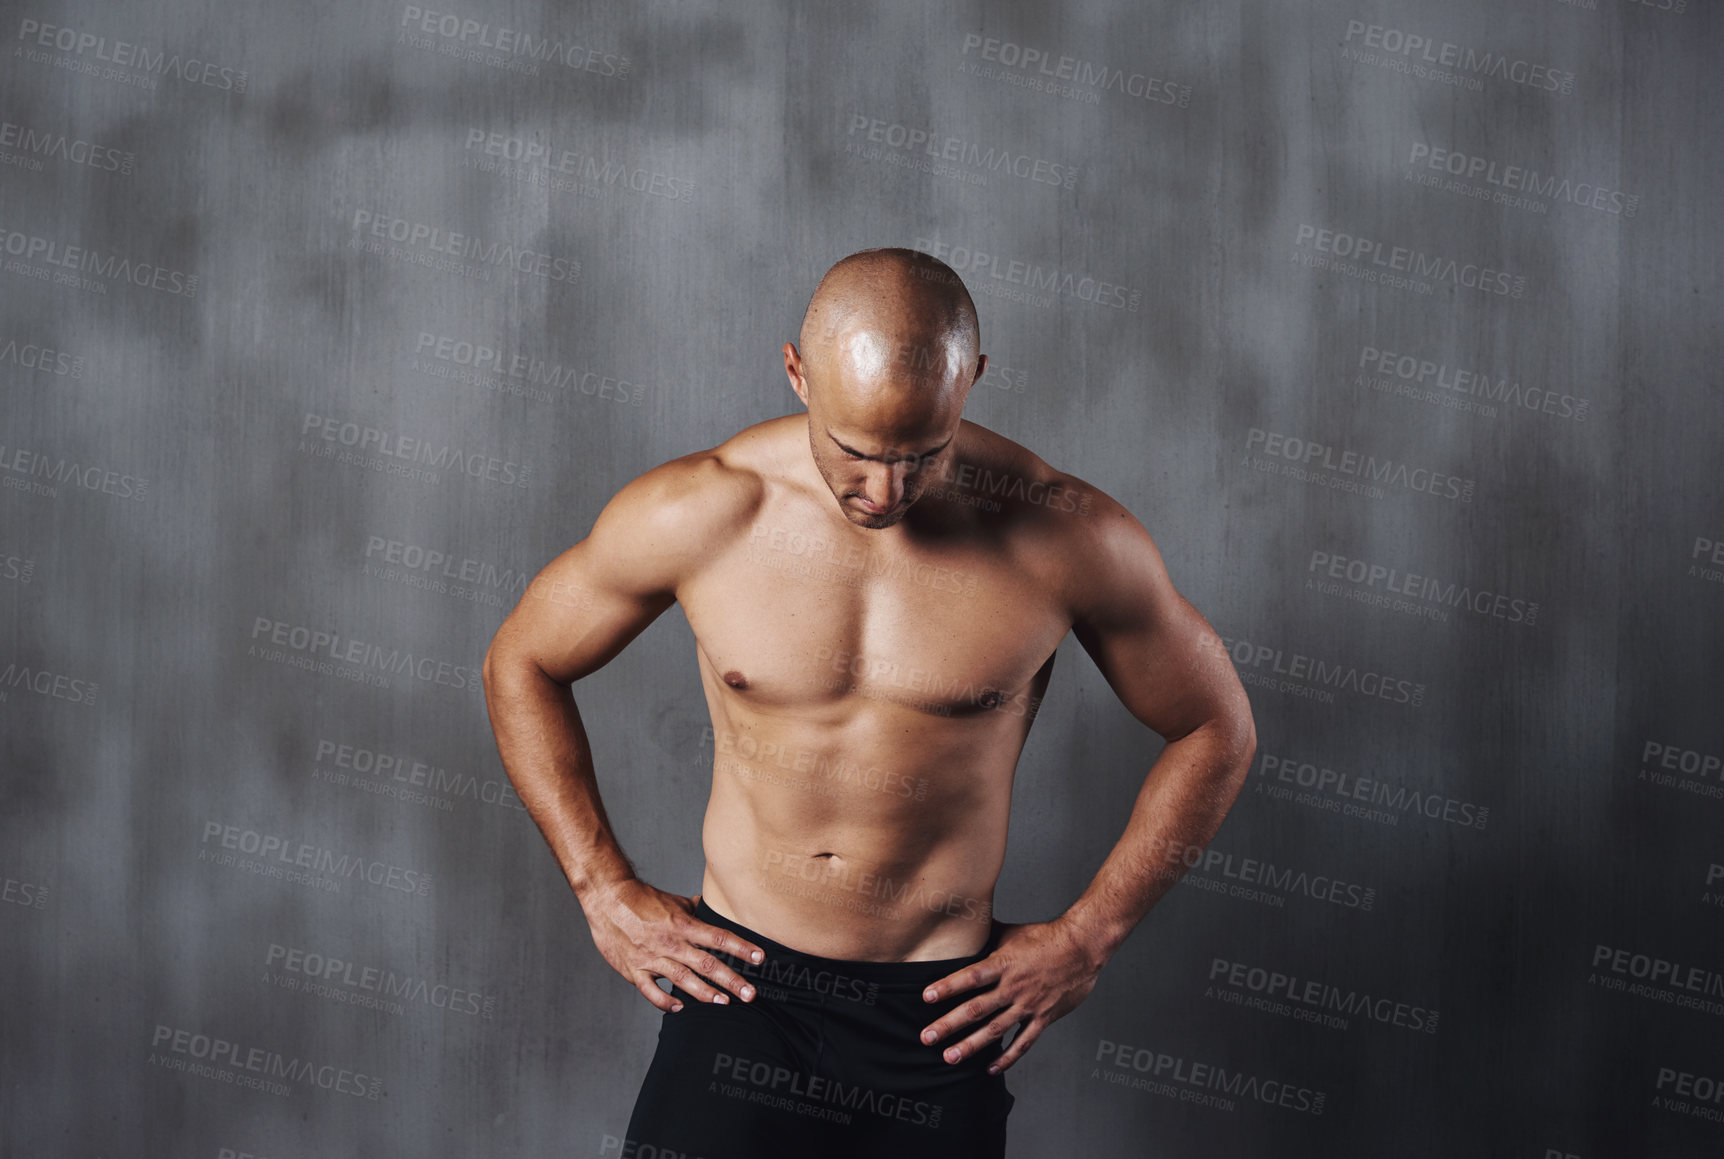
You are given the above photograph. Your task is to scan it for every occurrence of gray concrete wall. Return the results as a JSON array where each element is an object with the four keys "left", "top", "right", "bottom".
[{"left": 2, "top": 1, "right": 1719, "bottom": 1155}]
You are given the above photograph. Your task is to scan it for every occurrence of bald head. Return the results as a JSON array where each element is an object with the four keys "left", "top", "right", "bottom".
[
  {"left": 785, "top": 248, "right": 984, "bottom": 529},
  {"left": 797, "top": 248, "right": 980, "bottom": 403}
]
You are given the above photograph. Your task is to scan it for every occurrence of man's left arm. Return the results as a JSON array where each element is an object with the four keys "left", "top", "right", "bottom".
[{"left": 919, "top": 490, "right": 1256, "bottom": 1072}]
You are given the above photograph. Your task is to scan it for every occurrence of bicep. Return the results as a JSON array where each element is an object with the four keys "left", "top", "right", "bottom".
[
  {"left": 486, "top": 469, "right": 703, "bottom": 686},
  {"left": 1069, "top": 508, "right": 1247, "bottom": 743},
  {"left": 491, "top": 538, "right": 676, "bottom": 687}
]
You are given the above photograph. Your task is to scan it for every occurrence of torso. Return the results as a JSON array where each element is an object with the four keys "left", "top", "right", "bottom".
[{"left": 679, "top": 416, "right": 1087, "bottom": 961}]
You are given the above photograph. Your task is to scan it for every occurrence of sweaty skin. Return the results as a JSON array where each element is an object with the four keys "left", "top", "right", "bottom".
[{"left": 483, "top": 248, "right": 1255, "bottom": 1075}]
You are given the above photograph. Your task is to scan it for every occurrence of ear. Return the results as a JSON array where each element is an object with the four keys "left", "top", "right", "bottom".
[
  {"left": 784, "top": 343, "right": 811, "bottom": 408},
  {"left": 951, "top": 352, "right": 986, "bottom": 408}
]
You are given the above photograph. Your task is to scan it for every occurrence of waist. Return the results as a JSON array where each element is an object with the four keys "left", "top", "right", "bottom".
[{"left": 694, "top": 897, "right": 1001, "bottom": 991}]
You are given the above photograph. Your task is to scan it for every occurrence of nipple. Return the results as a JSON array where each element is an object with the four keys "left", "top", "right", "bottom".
[{"left": 723, "top": 670, "right": 749, "bottom": 689}]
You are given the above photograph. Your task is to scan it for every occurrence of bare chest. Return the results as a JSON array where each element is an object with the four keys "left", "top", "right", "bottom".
[{"left": 679, "top": 515, "right": 1069, "bottom": 716}]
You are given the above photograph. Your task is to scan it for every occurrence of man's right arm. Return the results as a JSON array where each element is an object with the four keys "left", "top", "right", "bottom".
[{"left": 482, "top": 453, "right": 766, "bottom": 1011}]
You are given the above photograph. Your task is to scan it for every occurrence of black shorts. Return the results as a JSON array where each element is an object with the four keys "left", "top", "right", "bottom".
[{"left": 622, "top": 898, "right": 1016, "bottom": 1159}]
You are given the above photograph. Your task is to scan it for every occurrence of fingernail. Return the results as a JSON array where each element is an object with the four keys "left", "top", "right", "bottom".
[
  {"left": 923, "top": 988, "right": 937, "bottom": 1001},
  {"left": 921, "top": 1030, "right": 935, "bottom": 1045},
  {"left": 741, "top": 986, "right": 754, "bottom": 1000},
  {"left": 987, "top": 1064, "right": 999, "bottom": 1075},
  {"left": 751, "top": 951, "right": 764, "bottom": 963},
  {"left": 671, "top": 1003, "right": 683, "bottom": 1012},
  {"left": 714, "top": 994, "right": 729, "bottom": 1004},
  {"left": 944, "top": 1047, "right": 960, "bottom": 1063}
]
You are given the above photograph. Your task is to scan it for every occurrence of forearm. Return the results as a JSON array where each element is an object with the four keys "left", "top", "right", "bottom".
[
  {"left": 1061, "top": 716, "right": 1255, "bottom": 962},
  {"left": 484, "top": 659, "right": 637, "bottom": 905}
]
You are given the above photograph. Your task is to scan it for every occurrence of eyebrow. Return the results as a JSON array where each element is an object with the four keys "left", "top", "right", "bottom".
[{"left": 829, "top": 433, "right": 953, "bottom": 462}]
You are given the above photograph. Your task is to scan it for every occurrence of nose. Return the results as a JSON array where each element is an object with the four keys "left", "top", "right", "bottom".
[{"left": 857, "top": 463, "right": 910, "bottom": 511}]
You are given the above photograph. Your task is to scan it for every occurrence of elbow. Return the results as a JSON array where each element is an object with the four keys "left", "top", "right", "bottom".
[
  {"left": 481, "top": 637, "right": 510, "bottom": 701},
  {"left": 1233, "top": 701, "right": 1257, "bottom": 762},
  {"left": 1214, "top": 698, "right": 1257, "bottom": 790},
  {"left": 482, "top": 638, "right": 565, "bottom": 703},
  {"left": 1231, "top": 701, "right": 1257, "bottom": 773},
  {"left": 1233, "top": 721, "right": 1257, "bottom": 790}
]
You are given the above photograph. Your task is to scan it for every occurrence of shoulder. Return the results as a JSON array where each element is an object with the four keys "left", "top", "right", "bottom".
[
  {"left": 587, "top": 417, "right": 790, "bottom": 581},
  {"left": 942, "top": 421, "right": 1124, "bottom": 536},
  {"left": 940, "top": 422, "right": 1094, "bottom": 516},
  {"left": 946, "top": 423, "right": 1166, "bottom": 623}
]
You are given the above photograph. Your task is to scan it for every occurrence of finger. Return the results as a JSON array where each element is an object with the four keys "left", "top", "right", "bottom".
[
  {"left": 921, "top": 958, "right": 1002, "bottom": 1004},
  {"left": 635, "top": 973, "right": 682, "bottom": 1013},
  {"left": 940, "top": 1010, "right": 1022, "bottom": 1065},
  {"left": 651, "top": 956, "right": 731, "bottom": 1005},
  {"left": 986, "top": 1020, "right": 1043, "bottom": 1074},
  {"left": 919, "top": 989, "right": 1012, "bottom": 1047},
  {"left": 684, "top": 917, "right": 767, "bottom": 969},
  {"left": 667, "top": 940, "right": 758, "bottom": 1003}
]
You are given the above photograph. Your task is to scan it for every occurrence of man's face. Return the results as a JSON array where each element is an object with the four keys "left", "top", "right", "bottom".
[
  {"left": 785, "top": 330, "right": 977, "bottom": 530},
  {"left": 809, "top": 411, "right": 956, "bottom": 529}
]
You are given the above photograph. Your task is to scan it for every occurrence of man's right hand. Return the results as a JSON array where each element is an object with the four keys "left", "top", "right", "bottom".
[{"left": 581, "top": 880, "right": 767, "bottom": 1012}]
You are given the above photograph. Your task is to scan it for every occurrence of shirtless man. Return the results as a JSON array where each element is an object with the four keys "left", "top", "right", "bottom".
[{"left": 482, "top": 247, "right": 1255, "bottom": 1157}]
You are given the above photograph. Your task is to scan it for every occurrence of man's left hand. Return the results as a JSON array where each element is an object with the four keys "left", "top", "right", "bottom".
[{"left": 918, "top": 917, "right": 1106, "bottom": 1074}]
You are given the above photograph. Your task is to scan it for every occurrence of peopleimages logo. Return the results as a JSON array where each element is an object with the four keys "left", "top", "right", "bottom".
[
  {"left": 1216, "top": 631, "right": 1426, "bottom": 707},
  {"left": 412, "top": 331, "right": 649, "bottom": 406},
  {"left": 1634, "top": 739, "right": 1724, "bottom": 802},
  {"left": 1256, "top": 751, "right": 1490, "bottom": 831},
  {"left": 349, "top": 209, "right": 579, "bottom": 283},
  {"left": 1308, "top": 549, "right": 1539, "bottom": 627},
  {"left": 1339, "top": 20, "right": 1575, "bottom": 94},
  {"left": 1092, "top": 1039, "right": 1326, "bottom": 1115},
  {"left": 1406, "top": 142, "right": 1637, "bottom": 217},
  {"left": 1207, "top": 957, "right": 1440, "bottom": 1033},
  {"left": 200, "top": 820, "right": 433, "bottom": 897},
  {"left": 250, "top": 615, "right": 482, "bottom": 692},
  {"left": 1147, "top": 836, "right": 1377, "bottom": 912},
  {"left": 1294, "top": 224, "right": 1525, "bottom": 298},
  {"left": 0, "top": 224, "right": 197, "bottom": 296},
  {"left": 14, "top": 18, "right": 249, "bottom": 91},
  {"left": 911, "top": 236, "right": 1141, "bottom": 311},
  {"left": 0, "top": 442, "right": 147, "bottom": 501},
  {"left": 1590, "top": 943, "right": 1724, "bottom": 1017},
  {"left": 1356, "top": 345, "right": 1588, "bottom": 423},
  {"left": 0, "top": 119, "right": 134, "bottom": 174},
  {"left": 958, "top": 33, "right": 1191, "bottom": 108},
  {"left": 1653, "top": 1065, "right": 1724, "bottom": 1125},
  {"left": 300, "top": 412, "right": 531, "bottom": 488},
  {"left": 265, "top": 943, "right": 495, "bottom": 1019},
  {"left": 461, "top": 129, "right": 694, "bottom": 202},
  {"left": 149, "top": 1024, "right": 382, "bottom": 1099},
  {"left": 398, "top": 5, "right": 630, "bottom": 77},
  {"left": 711, "top": 1052, "right": 943, "bottom": 1129},
  {"left": 1244, "top": 428, "right": 1474, "bottom": 504},
  {"left": 0, "top": 660, "right": 98, "bottom": 706},
  {"left": 0, "top": 335, "right": 86, "bottom": 378},
  {"left": 313, "top": 736, "right": 527, "bottom": 814},
  {"left": 845, "top": 113, "right": 1079, "bottom": 189}
]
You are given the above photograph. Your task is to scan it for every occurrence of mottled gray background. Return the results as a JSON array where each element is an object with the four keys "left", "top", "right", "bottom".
[{"left": 3, "top": 0, "right": 1721, "bottom": 1155}]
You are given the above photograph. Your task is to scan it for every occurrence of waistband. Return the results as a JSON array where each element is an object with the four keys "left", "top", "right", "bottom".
[{"left": 694, "top": 898, "right": 1001, "bottom": 989}]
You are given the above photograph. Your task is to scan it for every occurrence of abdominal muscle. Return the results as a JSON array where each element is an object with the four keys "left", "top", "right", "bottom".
[{"left": 697, "top": 706, "right": 1016, "bottom": 963}]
